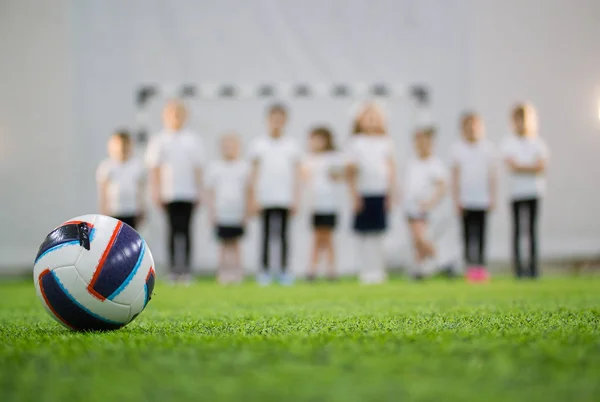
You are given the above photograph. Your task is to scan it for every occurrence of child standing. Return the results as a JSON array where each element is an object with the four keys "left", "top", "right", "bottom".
[
  {"left": 302, "top": 127, "right": 344, "bottom": 281},
  {"left": 249, "top": 104, "right": 302, "bottom": 286},
  {"left": 347, "top": 103, "right": 398, "bottom": 284},
  {"left": 450, "top": 113, "right": 497, "bottom": 282},
  {"left": 96, "top": 130, "right": 146, "bottom": 229},
  {"left": 146, "top": 100, "right": 205, "bottom": 284},
  {"left": 403, "top": 127, "right": 446, "bottom": 279},
  {"left": 501, "top": 103, "right": 549, "bottom": 278},
  {"left": 207, "top": 133, "right": 250, "bottom": 285}
]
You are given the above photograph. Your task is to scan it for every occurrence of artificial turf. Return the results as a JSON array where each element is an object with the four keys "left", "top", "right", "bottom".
[{"left": 0, "top": 277, "right": 599, "bottom": 402}]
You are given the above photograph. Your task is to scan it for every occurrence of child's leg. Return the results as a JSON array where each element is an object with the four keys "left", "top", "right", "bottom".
[
  {"left": 409, "top": 220, "right": 434, "bottom": 276},
  {"left": 308, "top": 229, "right": 322, "bottom": 279},
  {"left": 360, "top": 233, "right": 386, "bottom": 284},
  {"left": 462, "top": 210, "right": 474, "bottom": 266},
  {"left": 231, "top": 239, "right": 243, "bottom": 283},
  {"left": 323, "top": 229, "right": 336, "bottom": 278},
  {"left": 260, "top": 209, "right": 271, "bottom": 273},
  {"left": 476, "top": 210, "right": 487, "bottom": 266},
  {"left": 279, "top": 208, "right": 290, "bottom": 273},
  {"left": 217, "top": 242, "right": 228, "bottom": 284},
  {"left": 511, "top": 200, "right": 524, "bottom": 278},
  {"left": 528, "top": 199, "right": 540, "bottom": 278}
]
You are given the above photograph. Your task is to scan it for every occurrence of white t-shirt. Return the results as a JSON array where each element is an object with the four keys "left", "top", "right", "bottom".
[
  {"left": 500, "top": 133, "right": 550, "bottom": 200},
  {"left": 206, "top": 159, "right": 250, "bottom": 225},
  {"left": 403, "top": 156, "right": 446, "bottom": 215},
  {"left": 145, "top": 129, "right": 205, "bottom": 203},
  {"left": 96, "top": 158, "right": 145, "bottom": 216},
  {"left": 304, "top": 152, "right": 344, "bottom": 213},
  {"left": 346, "top": 135, "right": 395, "bottom": 196},
  {"left": 248, "top": 135, "right": 302, "bottom": 208},
  {"left": 450, "top": 138, "right": 496, "bottom": 209}
]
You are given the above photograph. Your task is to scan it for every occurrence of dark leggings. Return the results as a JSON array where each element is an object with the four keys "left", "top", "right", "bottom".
[
  {"left": 114, "top": 215, "right": 138, "bottom": 230},
  {"left": 261, "top": 208, "right": 290, "bottom": 272},
  {"left": 511, "top": 198, "right": 539, "bottom": 278},
  {"left": 461, "top": 209, "right": 488, "bottom": 266},
  {"left": 166, "top": 201, "right": 194, "bottom": 274}
]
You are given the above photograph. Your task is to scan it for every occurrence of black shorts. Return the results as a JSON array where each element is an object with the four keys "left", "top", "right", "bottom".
[
  {"left": 312, "top": 213, "right": 337, "bottom": 229},
  {"left": 215, "top": 225, "right": 245, "bottom": 242},
  {"left": 353, "top": 195, "right": 387, "bottom": 233},
  {"left": 114, "top": 215, "right": 138, "bottom": 230}
]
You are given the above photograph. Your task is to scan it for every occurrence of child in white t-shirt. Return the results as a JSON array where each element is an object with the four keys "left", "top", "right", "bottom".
[
  {"left": 207, "top": 133, "right": 250, "bottom": 285},
  {"left": 500, "top": 103, "right": 549, "bottom": 278},
  {"left": 248, "top": 103, "right": 302, "bottom": 286},
  {"left": 403, "top": 127, "right": 446, "bottom": 279},
  {"left": 96, "top": 130, "right": 146, "bottom": 229},
  {"left": 346, "top": 103, "right": 398, "bottom": 284},
  {"left": 450, "top": 112, "right": 497, "bottom": 282},
  {"left": 302, "top": 126, "right": 344, "bottom": 281},
  {"left": 145, "top": 100, "right": 205, "bottom": 283}
]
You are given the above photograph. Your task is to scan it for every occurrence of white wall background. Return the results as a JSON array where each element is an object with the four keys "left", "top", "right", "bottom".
[{"left": 1, "top": 0, "right": 599, "bottom": 274}]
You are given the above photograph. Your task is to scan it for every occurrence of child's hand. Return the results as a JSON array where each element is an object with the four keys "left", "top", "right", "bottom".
[
  {"left": 352, "top": 195, "right": 364, "bottom": 213},
  {"left": 152, "top": 192, "right": 163, "bottom": 209},
  {"left": 290, "top": 202, "right": 299, "bottom": 216},
  {"left": 488, "top": 200, "right": 496, "bottom": 212},
  {"left": 385, "top": 193, "right": 398, "bottom": 211},
  {"left": 455, "top": 203, "right": 463, "bottom": 216},
  {"left": 419, "top": 200, "right": 433, "bottom": 213}
]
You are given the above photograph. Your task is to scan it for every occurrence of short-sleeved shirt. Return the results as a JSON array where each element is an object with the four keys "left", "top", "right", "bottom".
[
  {"left": 304, "top": 152, "right": 345, "bottom": 213},
  {"left": 346, "top": 135, "right": 395, "bottom": 196},
  {"left": 449, "top": 138, "right": 496, "bottom": 209},
  {"left": 248, "top": 135, "right": 302, "bottom": 208},
  {"left": 403, "top": 156, "right": 446, "bottom": 215},
  {"left": 206, "top": 159, "right": 250, "bottom": 225},
  {"left": 145, "top": 129, "right": 204, "bottom": 203},
  {"left": 96, "top": 158, "right": 145, "bottom": 216},
  {"left": 500, "top": 133, "right": 550, "bottom": 200}
]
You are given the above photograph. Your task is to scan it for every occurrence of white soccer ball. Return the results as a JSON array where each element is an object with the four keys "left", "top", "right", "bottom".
[{"left": 33, "top": 214, "right": 155, "bottom": 331}]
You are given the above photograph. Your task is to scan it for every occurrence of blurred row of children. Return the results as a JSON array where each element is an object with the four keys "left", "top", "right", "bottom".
[{"left": 96, "top": 101, "right": 549, "bottom": 285}]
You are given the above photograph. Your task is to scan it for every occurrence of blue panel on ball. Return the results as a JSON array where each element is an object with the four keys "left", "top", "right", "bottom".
[
  {"left": 144, "top": 268, "right": 156, "bottom": 307},
  {"left": 91, "top": 224, "right": 144, "bottom": 300},
  {"left": 107, "top": 242, "right": 146, "bottom": 300},
  {"left": 39, "top": 269, "right": 125, "bottom": 331},
  {"left": 35, "top": 223, "right": 95, "bottom": 263}
]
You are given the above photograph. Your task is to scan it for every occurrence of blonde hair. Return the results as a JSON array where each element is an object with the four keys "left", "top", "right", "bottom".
[
  {"left": 352, "top": 103, "right": 387, "bottom": 135},
  {"left": 512, "top": 103, "right": 538, "bottom": 136}
]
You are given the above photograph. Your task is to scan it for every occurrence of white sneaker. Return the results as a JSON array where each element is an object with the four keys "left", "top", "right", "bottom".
[
  {"left": 256, "top": 272, "right": 273, "bottom": 286},
  {"left": 279, "top": 272, "right": 295, "bottom": 286}
]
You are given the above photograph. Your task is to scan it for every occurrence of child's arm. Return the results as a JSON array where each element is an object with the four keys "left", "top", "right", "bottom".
[
  {"left": 422, "top": 179, "right": 446, "bottom": 211},
  {"left": 346, "top": 162, "right": 362, "bottom": 213},
  {"left": 386, "top": 155, "right": 399, "bottom": 209},
  {"left": 291, "top": 160, "right": 302, "bottom": 215},
  {"left": 451, "top": 165, "right": 461, "bottom": 214},
  {"left": 149, "top": 167, "right": 163, "bottom": 209},
  {"left": 207, "top": 186, "right": 216, "bottom": 225},
  {"left": 248, "top": 160, "right": 260, "bottom": 216},
  {"left": 488, "top": 164, "right": 498, "bottom": 212},
  {"left": 194, "top": 167, "right": 203, "bottom": 205},
  {"left": 136, "top": 175, "right": 147, "bottom": 223},
  {"left": 98, "top": 178, "right": 110, "bottom": 216},
  {"left": 96, "top": 163, "right": 110, "bottom": 215},
  {"left": 506, "top": 158, "right": 546, "bottom": 174}
]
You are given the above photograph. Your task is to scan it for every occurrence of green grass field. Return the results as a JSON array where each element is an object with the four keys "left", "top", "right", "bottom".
[{"left": 1, "top": 277, "right": 599, "bottom": 402}]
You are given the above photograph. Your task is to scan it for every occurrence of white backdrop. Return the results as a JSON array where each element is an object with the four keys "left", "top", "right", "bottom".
[{"left": 1, "top": 0, "right": 599, "bottom": 274}]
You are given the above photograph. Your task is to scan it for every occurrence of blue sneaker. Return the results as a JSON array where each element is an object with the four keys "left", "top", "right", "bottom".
[
  {"left": 279, "top": 272, "right": 295, "bottom": 286},
  {"left": 256, "top": 272, "right": 273, "bottom": 286}
]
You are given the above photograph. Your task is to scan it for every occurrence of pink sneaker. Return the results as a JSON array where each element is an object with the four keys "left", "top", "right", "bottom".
[
  {"left": 477, "top": 266, "right": 490, "bottom": 282},
  {"left": 466, "top": 267, "right": 479, "bottom": 283}
]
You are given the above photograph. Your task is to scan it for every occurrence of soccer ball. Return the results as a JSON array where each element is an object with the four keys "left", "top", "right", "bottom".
[{"left": 33, "top": 214, "right": 155, "bottom": 331}]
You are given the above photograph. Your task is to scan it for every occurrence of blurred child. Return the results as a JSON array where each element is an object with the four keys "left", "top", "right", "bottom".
[
  {"left": 450, "top": 113, "right": 497, "bottom": 282},
  {"left": 404, "top": 127, "right": 446, "bottom": 279},
  {"left": 501, "top": 103, "right": 549, "bottom": 278},
  {"left": 249, "top": 103, "right": 302, "bottom": 286},
  {"left": 96, "top": 130, "right": 145, "bottom": 229},
  {"left": 146, "top": 100, "right": 205, "bottom": 284},
  {"left": 347, "top": 103, "right": 398, "bottom": 284},
  {"left": 302, "top": 126, "right": 344, "bottom": 281},
  {"left": 207, "top": 133, "right": 250, "bottom": 285}
]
